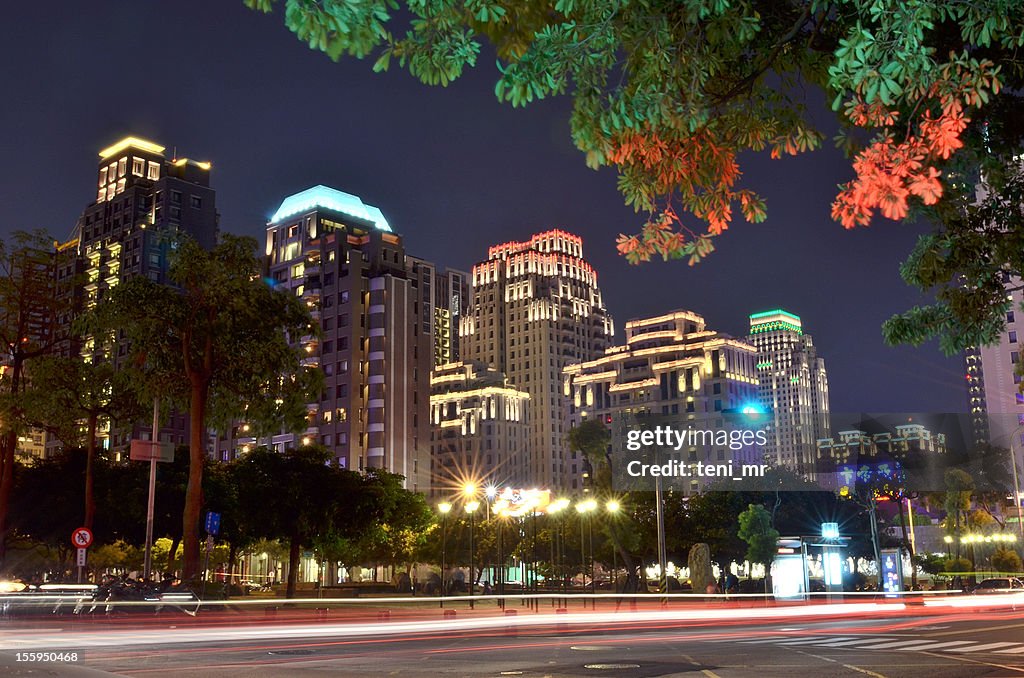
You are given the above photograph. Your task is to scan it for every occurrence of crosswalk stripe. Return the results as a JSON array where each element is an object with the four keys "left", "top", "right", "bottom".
[
  {"left": 948, "top": 642, "right": 1022, "bottom": 653},
  {"left": 871, "top": 641, "right": 976, "bottom": 652},
  {"left": 778, "top": 637, "right": 856, "bottom": 645},
  {"left": 815, "top": 638, "right": 897, "bottom": 647},
  {"left": 854, "top": 639, "right": 958, "bottom": 650}
]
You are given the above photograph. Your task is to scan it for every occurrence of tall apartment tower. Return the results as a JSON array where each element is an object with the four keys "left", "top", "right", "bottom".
[
  {"left": 965, "top": 287, "right": 1024, "bottom": 450},
  {"left": 406, "top": 259, "right": 470, "bottom": 368},
  {"left": 220, "top": 185, "right": 431, "bottom": 490},
  {"left": 51, "top": 136, "right": 218, "bottom": 456},
  {"left": 462, "top": 230, "right": 613, "bottom": 491},
  {"left": 748, "top": 309, "right": 830, "bottom": 476}
]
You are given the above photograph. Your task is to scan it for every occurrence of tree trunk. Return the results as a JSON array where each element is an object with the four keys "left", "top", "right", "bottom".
[
  {"left": 84, "top": 413, "right": 98, "bottom": 530},
  {"left": 0, "top": 356, "right": 23, "bottom": 566},
  {"left": 228, "top": 543, "right": 238, "bottom": 587},
  {"left": 0, "top": 431, "right": 14, "bottom": 566},
  {"left": 287, "top": 534, "right": 301, "bottom": 599},
  {"left": 166, "top": 534, "right": 181, "bottom": 575},
  {"left": 182, "top": 380, "right": 208, "bottom": 581}
]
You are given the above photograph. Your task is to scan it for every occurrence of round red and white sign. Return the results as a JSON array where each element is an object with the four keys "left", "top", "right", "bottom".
[{"left": 71, "top": 527, "right": 93, "bottom": 549}]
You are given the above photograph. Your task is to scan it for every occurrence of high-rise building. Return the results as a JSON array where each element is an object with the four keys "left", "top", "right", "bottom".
[
  {"left": 965, "top": 291, "right": 1023, "bottom": 450},
  {"left": 218, "top": 185, "right": 431, "bottom": 490},
  {"left": 50, "top": 136, "right": 219, "bottom": 457},
  {"left": 462, "top": 229, "right": 613, "bottom": 491},
  {"left": 407, "top": 259, "right": 469, "bottom": 368},
  {"left": 564, "top": 310, "right": 760, "bottom": 493},
  {"left": 747, "top": 309, "right": 830, "bottom": 476},
  {"left": 429, "top": 360, "right": 530, "bottom": 493}
]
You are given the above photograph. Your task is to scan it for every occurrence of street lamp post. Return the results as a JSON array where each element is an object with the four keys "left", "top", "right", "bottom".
[
  {"left": 577, "top": 499, "right": 597, "bottom": 605},
  {"left": 438, "top": 502, "right": 452, "bottom": 608},
  {"left": 466, "top": 500, "right": 479, "bottom": 609},
  {"left": 607, "top": 500, "right": 621, "bottom": 593}
]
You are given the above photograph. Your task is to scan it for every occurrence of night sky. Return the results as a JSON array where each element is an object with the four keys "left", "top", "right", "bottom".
[{"left": 1, "top": 1, "right": 968, "bottom": 414}]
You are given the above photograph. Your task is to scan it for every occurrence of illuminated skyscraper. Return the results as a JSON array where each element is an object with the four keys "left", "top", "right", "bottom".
[
  {"left": 462, "top": 230, "right": 613, "bottom": 490},
  {"left": 748, "top": 309, "right": 830, "bottom": 476},
  {"left": 50, "top": 136, "right": 218, "bottom": 457},
  {"left": 217, "top": 186, "right": 431, "bottom": 491}
]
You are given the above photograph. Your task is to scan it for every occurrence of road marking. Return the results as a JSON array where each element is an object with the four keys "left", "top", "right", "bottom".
[
  {"left": 778, "top": 636, "right": 857, "bottom": 645},
  {"left": 815, "top": 638, "right": 896, "bottom": 647},
  {"left": 840, "top": 664, "right": 888, "bottom": 678},
  {"left": 854, "top": 639, "right": 961, "bottom": 651},
  {"left": 948, "top": 642, "right": 1021, "bottom": 653},
  {"left": 867, "top": 641, "right": 976, "bottom": 652},
  {"left": 920, "top": 650, "right": 1024, "bottom": 674},
  {"left": 996, "top": 646, "right": 1024, "bottom": 654}
]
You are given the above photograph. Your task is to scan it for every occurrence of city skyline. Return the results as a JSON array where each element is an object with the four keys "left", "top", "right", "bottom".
[{"left": 0, "top": 1, "right": 969, "bottom": 414}]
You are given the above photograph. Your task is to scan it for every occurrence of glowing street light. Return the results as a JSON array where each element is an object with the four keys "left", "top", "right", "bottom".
[
  {"left": 606, "top": 499, "right": 622, "bottom": 592},
  {"left": 577, "top": 499, "right": 598, "bottom": 596},
  {"left": 466, "top": 500, "right": 480, "bottom": 607},
  {"left": 438, "top": 502, "right": 452, "bottom": 607}
]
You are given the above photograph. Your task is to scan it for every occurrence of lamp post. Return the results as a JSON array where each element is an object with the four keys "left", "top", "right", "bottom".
[
  {"left": 548, "top": 498, "right": 570, "bottom": 599},
  {"left": 606, "top": 500, "right": 621, "bottom": 593},
  {"left": 577, "top": 499, "right": 597, "bottom": 603},
  {"left": 438, "top": 501, "right": 452, "bottom": 607},
  {"left": 466, "top": 500, "right": 479, "bottom": 609}
]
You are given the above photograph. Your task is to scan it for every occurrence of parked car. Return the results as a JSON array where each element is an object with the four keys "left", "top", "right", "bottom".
[{"left": 972, "top": 577, "right": 1024, "bottom": 593}]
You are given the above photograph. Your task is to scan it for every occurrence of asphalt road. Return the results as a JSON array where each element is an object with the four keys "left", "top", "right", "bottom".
[{"left": 4, "top": 602, "right": 1024, "bottom": 677}]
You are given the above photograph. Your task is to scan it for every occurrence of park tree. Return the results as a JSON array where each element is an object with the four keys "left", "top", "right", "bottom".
[
  {"left": 737, "top": 503, "right": 780, "bottom": 584},
  {"left": 233, "top": 445, "right": 371, "bottom": 598},
  {"left": 23, "top": 357, "right": 143, "bottom": 532},
  {"left": 246, "top": 0, "right": 1024, "bottom": 352},
  {"left": 86, "top": 234, "right": 318, "bottom": 580},
  {"left": 0, "top": 231, "right": 70, "bottom": 565}
]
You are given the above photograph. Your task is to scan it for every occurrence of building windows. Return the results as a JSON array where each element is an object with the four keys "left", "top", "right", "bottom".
[
  {"left": 190, "top": 195, "right": 202, "bottom": 209},
  {"left": 1010, "top": 311, "right": 1016, "bottom": 324},
  {"left": 132, "top": 157, "right": 145, "bottom": 176},
  {"left": 1011, "top": 330, "right": 1018, "bottom": 344},
  {"left": 171, "top": 190, "right": 182, "bottom": 204},
  {"left": 1013, "top": 351, "right": 1020, "bottom": 364},
  {"left": 146, "top": 161, "right": 160, "bottom": 180}
]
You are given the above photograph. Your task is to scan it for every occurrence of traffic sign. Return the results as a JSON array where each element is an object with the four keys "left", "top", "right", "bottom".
[
  {"left": 71, "top": 527, "right": 93, "bottom": 549},
  {"left": 204, "top": 511, "right": 221, "bottom": 536},
  {"left": 130, "top": 440, "right": 174, "bottom": 463},
  {"left": 76, "top": 548, "right": 87, "bottom": 567}
]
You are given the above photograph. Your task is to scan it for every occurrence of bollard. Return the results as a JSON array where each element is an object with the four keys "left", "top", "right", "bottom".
[
  {"left": 315, "top": 607, "right": 329, "bottom": 620},
  {"left": 443, "top": 609, "right": 456, "bottom": 619}
]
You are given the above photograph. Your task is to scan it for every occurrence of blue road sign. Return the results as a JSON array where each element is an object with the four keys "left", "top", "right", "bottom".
[{"left": 205, "top": 511, "right": 221, "bottom": 536}]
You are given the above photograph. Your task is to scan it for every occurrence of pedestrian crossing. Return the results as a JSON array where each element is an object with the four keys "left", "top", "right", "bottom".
[{"left": 729, "top": 635, "right": 1024, "bottom": 655}]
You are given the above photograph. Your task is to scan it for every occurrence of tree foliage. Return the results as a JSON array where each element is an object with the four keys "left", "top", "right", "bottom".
[
  {"left": 85, "top": 234, "right": 319, "bottom": 580},
  {"left": 0, "top": 230, "right": 69, "bottom": 565},
  {"left": 737, "top": 502, "right": 780, "bottom": 568},
  {"left": 247, "top": 0, "right": 1024, "bottom": 351}
]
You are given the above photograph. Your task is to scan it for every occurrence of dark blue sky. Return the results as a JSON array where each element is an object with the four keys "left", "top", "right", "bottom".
[{"left": 0, "top": 1, "right": 968, "bottom": 413}]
